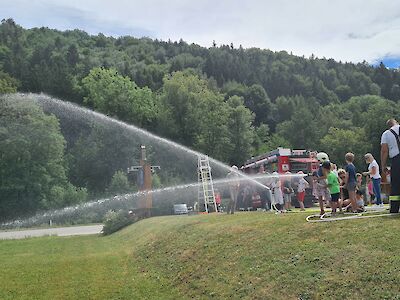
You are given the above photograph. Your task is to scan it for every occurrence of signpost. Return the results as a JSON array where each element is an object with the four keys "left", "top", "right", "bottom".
[{"left": 127, "top": 145, "right": 160, "bottom": 217}]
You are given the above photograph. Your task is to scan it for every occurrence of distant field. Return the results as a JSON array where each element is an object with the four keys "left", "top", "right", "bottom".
[{"left": 1, "top": 212, "right": 400, "bottom": 299}]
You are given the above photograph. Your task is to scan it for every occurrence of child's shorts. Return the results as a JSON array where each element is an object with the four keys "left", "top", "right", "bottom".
[
  {"left": 347, "top": 182, "right": 357, "bottom": 191},
  {"left": 283, "top": 193, "right": 292, "bottom": 203},
  {"left": 330, "top": 193, "right": 340, "bottom": 202},
  {"left": 297, "top": 191, "right": 305, "bottom": 202},
  {"left": 313, "top": 186, "right": 331, "bottom": 201}
]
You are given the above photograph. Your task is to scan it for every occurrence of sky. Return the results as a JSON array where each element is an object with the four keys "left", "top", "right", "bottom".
[{"left": 1, "top": 0, "right": 400, "bottom": 67}]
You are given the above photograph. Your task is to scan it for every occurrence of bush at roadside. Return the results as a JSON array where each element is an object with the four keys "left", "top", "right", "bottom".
[{"left": 102, "top": 210, "right": 135, "bottom": 235}]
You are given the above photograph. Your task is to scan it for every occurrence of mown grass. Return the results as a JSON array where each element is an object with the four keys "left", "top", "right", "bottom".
[{"left": 1, "top": 212, "right": 400, "bottom": 299}]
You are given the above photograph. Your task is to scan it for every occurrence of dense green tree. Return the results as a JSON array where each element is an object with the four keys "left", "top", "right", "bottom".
[
  {"left": 257, "top": 133, "right": 292, "bottom": 154},
  {"left": 335, "top": 85, "right": 352, "bottom": 102},
  {"left": 320, "top": 127, "right": 370, "bottom": 170},
  {"left": 66, "top": 44, "right": 79, "bottom": 67},
  {"left": 195, "top": 97, "right": 231, "bottom": 160},
  {"left": 0, "top": 70, "right": 19, "bottom": 93},
  {"left": 67, "top": 124, "right": 138, "bottom": 194},
  {"left": 159, "top": 71, "right": 223, "bottom": 146},
  {"left": 0, "top": 96, "right": 86, "bottom": 220},
  {"left": 275, "top": 96, "right": 294, "bottom": 123},
  {"left": 253, "top": 123, "right": 270, "bottom": 154},
  {"left": 226, "top": 95, "right": 255, "bottom": 165},
  {"left": 82, "top": 67, "right": 157, "bottom": 128},
  {"left": 342, "top": 95, "right": 399, "bottom": 140},
  {"left": 277, "top": 106, "right": 322, "bottom": 150},
  {"left": 107, "top": 170, "right": 131, "bottom": 195},
  {"left": 223, "top": 82, "right": 275, "bottom": 126}
]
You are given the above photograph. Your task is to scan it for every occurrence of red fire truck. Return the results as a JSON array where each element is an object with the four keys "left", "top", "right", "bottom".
[
  {"left": 242, "top": 148, "right": 319, "bottom": 208},
  {"left": 243, "top": 148, "right": 319, "bottom": 174}
]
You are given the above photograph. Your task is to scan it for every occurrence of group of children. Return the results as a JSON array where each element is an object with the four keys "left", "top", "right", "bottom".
[
  {"left": 313, "top": 152, "right": 367, "bottom": 216},
  {"left": 268, "top": 151, "right": 370, "bottom": 215},
  {"left": 226, "top": 150, "right": 379, "bottom": 215}
]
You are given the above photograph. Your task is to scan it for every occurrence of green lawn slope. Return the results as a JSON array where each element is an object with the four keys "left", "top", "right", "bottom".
[{"left": 1, "top": 212, "right": 400, "bottom": 299}]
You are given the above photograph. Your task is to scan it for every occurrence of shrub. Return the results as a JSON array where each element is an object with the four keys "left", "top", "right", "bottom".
[{"left": 102, "top": 209, "right": 135, "bottom": 235}]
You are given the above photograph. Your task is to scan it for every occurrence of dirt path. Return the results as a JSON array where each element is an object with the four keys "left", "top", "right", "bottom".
[{"left": 0, "top": 225, "right": 103, "bottom": 240}]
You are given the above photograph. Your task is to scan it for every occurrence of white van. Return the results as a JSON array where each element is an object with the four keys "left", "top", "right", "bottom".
[{"left": 173, "top": 204, "right": 188, "bottom": 215}]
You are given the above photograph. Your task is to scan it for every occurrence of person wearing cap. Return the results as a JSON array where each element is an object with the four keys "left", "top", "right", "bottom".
[
  {"left": 381, "top": 119, "right": 400, "bottom": 213},
  {"left": 226, "top": 165, "right": 240, "bottom": 214},
  {"left": 362, "top": 153, "right": 382, "bottom": 207}
]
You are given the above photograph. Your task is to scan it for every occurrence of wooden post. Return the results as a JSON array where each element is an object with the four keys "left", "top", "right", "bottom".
[
  {"left": 127, "top": 145, "right": 160, "bottom": 217},
  {"left": 140, "top": 146, "right": 152, "bottom": 217}
]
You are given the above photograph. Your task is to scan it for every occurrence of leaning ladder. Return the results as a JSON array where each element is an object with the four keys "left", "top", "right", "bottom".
[{"left": 197, "top": 155, "right": 217, "bottom": 213}]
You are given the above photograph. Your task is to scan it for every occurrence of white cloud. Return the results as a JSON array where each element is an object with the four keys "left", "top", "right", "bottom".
[{"left": 1, "top": 0, "right": 400, "bottom": 63}]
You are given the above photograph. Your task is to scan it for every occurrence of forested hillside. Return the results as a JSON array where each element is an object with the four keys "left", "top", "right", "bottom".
[{"left": 1, "top": 18, "right": 400, "bottom": 219}]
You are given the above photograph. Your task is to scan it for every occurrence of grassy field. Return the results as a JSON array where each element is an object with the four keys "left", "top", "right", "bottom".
[{"left": 1, "top": 211, "right": 400, "bottom": 300}]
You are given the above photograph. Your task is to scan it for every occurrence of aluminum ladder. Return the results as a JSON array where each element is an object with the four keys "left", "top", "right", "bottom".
[{"left": 197, "top": 155, "right": 217, "bottom": 213}]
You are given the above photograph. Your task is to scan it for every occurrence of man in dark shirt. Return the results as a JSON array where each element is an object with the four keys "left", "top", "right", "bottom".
[{"left": 381, "top": 118, "right": 400, "bottom": 213}]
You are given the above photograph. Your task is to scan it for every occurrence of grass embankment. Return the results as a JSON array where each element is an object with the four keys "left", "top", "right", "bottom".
[{"left": 1, "top": 212, "right": 400, "bottom": 299}]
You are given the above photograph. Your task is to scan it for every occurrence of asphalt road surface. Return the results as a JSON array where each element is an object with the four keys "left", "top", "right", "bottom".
[{"left": 0, "top": 225, "right": 103, "bottom": 240}]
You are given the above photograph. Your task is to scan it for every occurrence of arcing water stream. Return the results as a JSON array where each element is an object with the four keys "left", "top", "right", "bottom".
[{"left": 1, "top": 93, "right": 304, "bottom": 229}]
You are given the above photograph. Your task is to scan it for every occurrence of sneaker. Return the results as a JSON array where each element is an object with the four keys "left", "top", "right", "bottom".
[{"left": 379, "top": 204, "right": 385, "bottom": 208}]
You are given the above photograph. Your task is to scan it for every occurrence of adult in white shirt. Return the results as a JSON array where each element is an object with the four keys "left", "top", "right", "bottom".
[
  {"left": 381, "top": 119, "right": 400, "bottom": 213},
  {"left": 362, "top": 153, "right": 382, "bottom": 206},
  {"left": 271, "top": 172, "right": 284, "bottom": 211}
]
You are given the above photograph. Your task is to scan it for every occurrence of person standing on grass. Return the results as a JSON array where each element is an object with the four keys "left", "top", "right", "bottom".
[
  {"left": 283, "top": 172, "right": 294, "bottom": 211},
  {"left": 367, "top": 175, "right": 375, "bottom": 205},
  {"left": 313, "top": 152, "right": 331, "bottom": 215},
  {"left": 296, "top": 171, "right": 309, "bottom": 211},
  {"left": 381, "top": 119, "right": 400, "bottom": 213},
  {"left": 337, "top": 169, "right": 348, "bottom": 212},
  {"left": 271, "top": 172, "right": 284, "bottom": 212},
  {"left": 263, "top": 171, "right": 273, "bottom": 211},
  {"left": 215, "top": 190, "right": 222, "bottom": 212},
  {"left": 363, "top": 153, "right": 382, "bottom": 207},
  {"left": 227, "top": 165, "right": 240, "bottom": 214},
  {"left": 345, "top": 152, "right": 357, "bottom": 213},
  {"left": 323, "top": 161, "right": 340, "bottom": 215}
]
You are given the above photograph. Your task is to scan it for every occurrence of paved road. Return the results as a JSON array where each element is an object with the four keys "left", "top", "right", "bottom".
[{"left": 0, "top": 225, "right": 103, "bottom": 240}]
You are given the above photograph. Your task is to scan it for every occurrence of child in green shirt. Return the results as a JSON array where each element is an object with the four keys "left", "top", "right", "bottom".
[{"left": 322, "top": 161, "right": 340, "bottom": 214}]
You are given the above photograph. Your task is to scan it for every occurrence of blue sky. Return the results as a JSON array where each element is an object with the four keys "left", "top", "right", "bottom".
[
  {"left": 380, "top": 58, "right": 400, "bottom": 69},
  {"left": 2, "top": 0, "right": 400, "bottom": 67}
]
